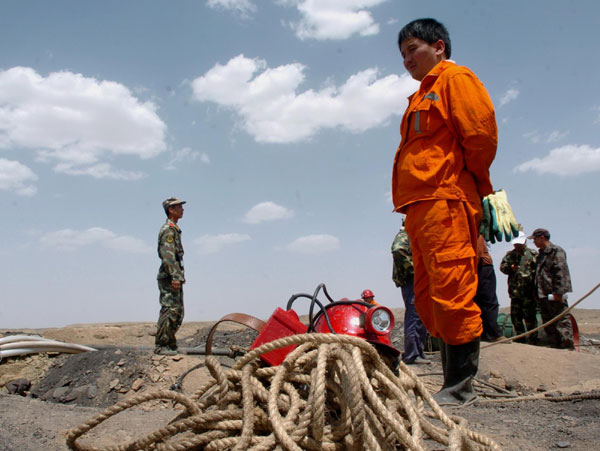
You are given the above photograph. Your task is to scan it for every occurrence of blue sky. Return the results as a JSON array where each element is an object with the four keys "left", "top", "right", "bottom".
[{"left": 1, "top": 0, "right": 599, "bottom": 328}]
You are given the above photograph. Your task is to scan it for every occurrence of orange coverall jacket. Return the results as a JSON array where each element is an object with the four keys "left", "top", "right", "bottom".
[
  {"left": 392, "top": 60, "right": 497, "bottom": 211},
  {"left": 392, "top": 60, "right": 497, "bottom": 345}
]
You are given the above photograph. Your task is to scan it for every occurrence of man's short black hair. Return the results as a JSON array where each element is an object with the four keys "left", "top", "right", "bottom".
[{"left": 398, "top": 18, "right": 451, "bottom": 59}]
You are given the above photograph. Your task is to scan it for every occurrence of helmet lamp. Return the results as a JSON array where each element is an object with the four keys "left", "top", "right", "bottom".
[{"left": 366, "top": 307, "right": 394, "bottom": 335}]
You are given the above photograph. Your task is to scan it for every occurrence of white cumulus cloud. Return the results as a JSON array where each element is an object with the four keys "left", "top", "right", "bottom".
[
  {"left": 165, "top": 147, "right": 210, "bottom": 170},
  {"left": 244, "top": 201, "right": 294, "bottom": 224},
  {"left": 524, "top": 130, "right": 569, "bottom": 144},
  {"left": 546, "top": 130, "right": 569, "bottom": 143},
  {"left": 0, "top": 67, "right": 167, "bottom": 179},
  {"left": 53, "top": 163, "right": 145, "bottom": 180},
  {"left": 499, "top": 88, "right": 519, "bottom": 107},
  {"left": 208, "top": 0, "right": 386, "bottom": 41},
  {"left": 514, "top": 144, "right": 600, "bottom": 176},
  {"left": 40, "top": 227, "right": 152, "bottom": 253},
  {"left": 0, "top": 158, "right": 38, "bottom": 196},
  {"left": 194, "top": 233, "right": 251, "bottom": 254},
  {"left": 288, "top": 0, "right": 387, "bottom": 40},
  {"left": 191, "top": 54, "right": 417, "bottom": 143},
  {"left": 207, "top": 0, "right": 256, "bottom": 15},
  {"left": 285, "top": 234, "right": 340, "bottom": 254}
]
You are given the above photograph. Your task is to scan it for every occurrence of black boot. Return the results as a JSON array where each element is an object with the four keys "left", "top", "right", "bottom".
[
  {"left": 439, "top": 340, "right": 448, "bottom": 379},
  {"left": 433, "top": 338, "right": 480, "bottom": 406}
]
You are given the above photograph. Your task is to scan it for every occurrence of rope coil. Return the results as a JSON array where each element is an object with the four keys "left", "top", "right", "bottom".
[{"left": 66, "top": 333, "right": 500, "bottom": 450}]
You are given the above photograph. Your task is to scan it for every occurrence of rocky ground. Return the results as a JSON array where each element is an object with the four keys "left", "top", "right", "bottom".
[{"left": 1, "top": 308, "right": 600, "bottom": 450}]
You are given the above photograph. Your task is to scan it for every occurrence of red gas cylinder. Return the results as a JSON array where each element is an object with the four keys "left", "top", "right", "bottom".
[{"left": 250, "top": 307, "right": 308, "bottom": 366}]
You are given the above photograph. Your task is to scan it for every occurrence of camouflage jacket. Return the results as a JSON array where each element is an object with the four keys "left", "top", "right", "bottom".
[
  {"left": 391, "top": 228, "right": 414, "bottom": 287},
  {"left": 499, "top": 246, "right": 537, "bottom": 299},
  {"left": 534, "top": 242, "right": 572, "bottom": 299},
  {"left": 157, "top": 219, "right": 185, "bottom": 281}
]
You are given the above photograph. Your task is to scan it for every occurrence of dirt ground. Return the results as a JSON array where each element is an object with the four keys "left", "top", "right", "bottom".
[{"left": 1, "top": 308, "right": 600, "bottom": 450}]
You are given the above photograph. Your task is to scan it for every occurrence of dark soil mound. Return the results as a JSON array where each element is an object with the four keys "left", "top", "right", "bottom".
[
  {"left": 30, "top": 349, "right": 152, "bottom": 408},
  {"left": 180, "top": 326, "right": 260, "bottom": 350}
]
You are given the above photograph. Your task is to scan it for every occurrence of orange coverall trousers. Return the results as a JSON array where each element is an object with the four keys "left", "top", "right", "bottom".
[{"left": 404, "top": 199, "right": 483, "bottom": 345}]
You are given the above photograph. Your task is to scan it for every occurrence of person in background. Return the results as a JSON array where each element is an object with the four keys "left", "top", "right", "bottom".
[
  {"left": 500, "top": 231, "right": 538, "bottom": 344},
  {"left": 529, "top": 228, "right": 574, "bottom": 350},
  {"left": 392, "top": 18, "right": 497, "bottom": 405},
  {"left": 155, "top": 197, "right": 186, "bottom": 356},
  {"left": 361, "top": 289, "right": 378, "bottom": 305},
  {"left": 473, "top": 234, "right": 503, "bottom": 342},
  {"left": 392, "top": 226, "right": 431, "bottom": 365}
]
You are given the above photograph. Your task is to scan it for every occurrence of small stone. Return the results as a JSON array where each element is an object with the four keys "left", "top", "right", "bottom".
[
  {"left": 505, "top": 379, "right": 520, "bottom": 390},
  {"left": 64, "top": 389, "right": 81, "bottom": 402},
  {"left": 556, "top": 441, "right": 571, "bottom": 448},
  {"left": 87, "top": 385, "right": 97, "bottom": 398},
  {"left": 57, "top": 376, "right": 72, "bottom": 387},
  {"left": 73, "top": 385, "right": 90, "bottom": 396},
  {"left": 117, "top": 359, "right": 127, "bottom": 366},
  {"left": 109, "top": 379, "right": 119, "bottom": 390},
  {"left": 41, "top": 388, "right": 54, "bottom": 401},
  {"left": 150, "top": 373, "right": 160, "bottom": 383},
  {"left": 131, "top": 378, "right": 144, "bottom": 391},
  {"left": 536, "top": 384, "right": 549, "bottom": 392},
  {"left": 488, "top": 377, "right": 506, "bottom": 389},
  {"left": 5, "top": 378, "right": 31, "bottom": 396},
  {"left": 114, "top": 349, "right": 122, "bottom": 355},
  {"left": 53, "top": 386, "right": 70, "bottom": 400},
  {"left": 172, "top": 355, "right": 183, "bottom": 362}
]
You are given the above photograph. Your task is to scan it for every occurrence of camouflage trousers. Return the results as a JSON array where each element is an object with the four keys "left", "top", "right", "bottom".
[
  {"left": 155, "top": 278, "right": 184, "bottom": 351},
  {"left": 510, "top": 297, "right": 538, "bottom": 343},
  {"left": 539, "top": 298, "right": 573, "bottom": 349}
]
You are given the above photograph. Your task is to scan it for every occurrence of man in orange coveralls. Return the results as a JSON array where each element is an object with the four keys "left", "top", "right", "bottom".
[{"left": 392, "top": 18, "right": 497, "bottom": 405}]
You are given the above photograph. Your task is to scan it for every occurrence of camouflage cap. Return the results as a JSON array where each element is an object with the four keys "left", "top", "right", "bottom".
[
  {"left": 162, "top": 197, "right": 186, "bottom": 212},
  {"left": 527, "top": 228, "right": 550, "bottom": 239}
]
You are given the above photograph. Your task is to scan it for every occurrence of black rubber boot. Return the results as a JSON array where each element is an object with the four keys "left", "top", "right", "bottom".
[
  {"left": 439, "top": 340, "right": 448, "bottom": 380},
  {"left": 433, "top": 338, "right": 480, "bottom": 406}
]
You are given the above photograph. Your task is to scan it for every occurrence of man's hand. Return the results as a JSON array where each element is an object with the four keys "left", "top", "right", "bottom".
[{"left": 171, "top": 280, "right": 182, "bottom": 290}]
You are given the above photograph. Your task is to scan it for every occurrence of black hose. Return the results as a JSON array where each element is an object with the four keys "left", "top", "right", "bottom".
[
  {"left": 171, "top": 362, "right": 205, "bottom": 392},
  {"left": 312, "top": 283, "right": 335, "bottom": 303},
  {"left": 308, "top": 298, "right": 335, "bottom": 333},
  {"left": 286, "top": 293, "right": 314, "bottom": 311},
  {"left": 307, "top": 284, "right": 348, "bottom": 333},
  {"left": 286, "top": 283, "right": 374, "bottom": 334}
]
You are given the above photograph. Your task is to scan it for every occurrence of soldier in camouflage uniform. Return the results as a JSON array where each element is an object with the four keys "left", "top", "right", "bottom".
[
  {"left": 392, "top": 226, "right": 430, "bottom": 364},
  {"left": 500, "top": 232, "right": 538, "bottom": 344},
  {"left": 528, "top": 228, "right": 574, "bottom": 350},
  {"left": 155, "top": 197, "right": 186, "bottom": 356}
]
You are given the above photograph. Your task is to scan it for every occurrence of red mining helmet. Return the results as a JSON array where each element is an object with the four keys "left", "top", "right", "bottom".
[{"left": 313, "top": 302, "right": 399, "bottom": 357}]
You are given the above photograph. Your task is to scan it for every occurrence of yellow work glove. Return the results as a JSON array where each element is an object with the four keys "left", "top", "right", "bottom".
[
  {"left": 485, "top": 189, "right": 519, "bottom": 242},
  {"left": 479, "top": 197, "right": 494, "bottom": 243}
]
